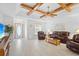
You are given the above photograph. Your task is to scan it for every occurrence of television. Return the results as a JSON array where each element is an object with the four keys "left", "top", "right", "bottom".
[{"left": 0, "top": 23, "right": 5, "bottom": 41}]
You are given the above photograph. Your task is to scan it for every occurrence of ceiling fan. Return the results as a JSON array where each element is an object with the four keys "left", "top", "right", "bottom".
[{"left": 40, "top": 4, "right": 57, "bottom": 18}]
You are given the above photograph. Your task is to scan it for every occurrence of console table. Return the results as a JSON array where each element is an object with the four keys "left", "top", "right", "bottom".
[{"left": 0, "top": 36, "right": 10, "bottom": 56}]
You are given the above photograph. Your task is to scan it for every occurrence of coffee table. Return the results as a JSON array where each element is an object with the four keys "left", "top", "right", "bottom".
[{"left": 46, "top": 38, "right": 60, "bottom": 46}]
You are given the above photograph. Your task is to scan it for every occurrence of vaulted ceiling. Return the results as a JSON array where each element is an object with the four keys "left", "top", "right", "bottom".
[
  {"left": 0, "top": 3, "right": 79, "bottom": 19},
  {"left": 14, "top": 3, "right": 79, "bottom": 19}
]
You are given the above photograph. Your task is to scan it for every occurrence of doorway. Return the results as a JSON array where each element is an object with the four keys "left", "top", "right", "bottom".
[{"left": 13, "top": 23, "right": 24, "bottom": 39}]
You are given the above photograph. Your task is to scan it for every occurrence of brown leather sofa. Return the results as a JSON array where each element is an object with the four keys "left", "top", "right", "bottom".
[
  {"left": 49, "top": 31, "right": 70, "bottom": 43},
  {"left": 38, "top": 31, "right": 46, "bottom": 40},
  {"left": 66, "top": 34, "right": 79, "bottom": 53}
]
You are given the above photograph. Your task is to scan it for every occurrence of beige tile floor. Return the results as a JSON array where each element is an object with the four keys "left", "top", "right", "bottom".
[{"left": 9, "top": 39, "right": 79, "bottom": 56}]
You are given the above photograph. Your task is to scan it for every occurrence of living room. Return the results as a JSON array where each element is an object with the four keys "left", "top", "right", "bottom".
[{"left": 0, "top": 3, "right": 79, "bottom": 57}]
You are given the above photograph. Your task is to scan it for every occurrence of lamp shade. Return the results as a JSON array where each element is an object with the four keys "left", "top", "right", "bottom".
[{"left": 76, "top": 29, "right": 79, "bottom": 34}]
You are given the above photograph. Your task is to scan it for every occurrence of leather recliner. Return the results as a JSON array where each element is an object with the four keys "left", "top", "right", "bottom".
[
  {"left": 66, "top": 34, "right": 79, "bottom": 53},
  {"left": 38, "top": 31, "right": 46, "bottom": 40}
]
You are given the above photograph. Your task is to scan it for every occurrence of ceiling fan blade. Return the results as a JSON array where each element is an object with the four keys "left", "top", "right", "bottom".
[
  {"left": 47, "top": 13, "right": 57, "bottom": 17},
  {"left": 40, "top": 15, "right": 45, "bottom": 18},
  {"left": 52, "top": 14, "right": 57, "bottom": 16},
  {"left": 40, "top": 13, "right": 57, "bottom": 18}
]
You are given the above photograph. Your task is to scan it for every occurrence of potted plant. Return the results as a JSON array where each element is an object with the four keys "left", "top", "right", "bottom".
[{"left": 5, "top": 25, "right": 13, "bottom": 36}]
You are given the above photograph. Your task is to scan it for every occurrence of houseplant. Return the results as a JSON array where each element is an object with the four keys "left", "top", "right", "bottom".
[{"left": 5, "top": 25, "right": 13, "bottom": 36}]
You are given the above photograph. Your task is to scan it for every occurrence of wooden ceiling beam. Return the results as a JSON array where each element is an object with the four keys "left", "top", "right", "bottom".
[
  {"left": 21, "top": 3, "right": 47, "bottom": 15},
  {"left": 45, "top": 3, "right": 74, "bottom": 17},
  {"left": 36, "top": 3, "right": 74, "bottom": 17},
  {"left": 35, "top": 10, "right": 57, "bottom": 16},
  {"left": 50, "top": 3, "right": 73, "bottom": 14},
  {"left": 20, "top": 3, "right": 74, "bottom": 17},
  {"left": 21, "top": 3, "right": 33, "bottom": 11},
  {"left": 33, "top": 3, "right": 43, "bottom": 10},
  {"left": 27, "top": 3, "right": 43, "bottom": 15},
  {"left": 27, "top": 3, "right": 40, "bottom": 15},
  {"left": 58, "top": 3, "right": 72, "bottom": 12},
  {"left": 21, "top": 3, "right": 53, "bottom": 16}
]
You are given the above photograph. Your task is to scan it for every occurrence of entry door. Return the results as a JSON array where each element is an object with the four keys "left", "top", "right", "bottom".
[{"left": 14, "top": 23, "right": 24, "bottom": 39}]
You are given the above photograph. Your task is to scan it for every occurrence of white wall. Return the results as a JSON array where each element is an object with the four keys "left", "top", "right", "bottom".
[
  {"left": 15, "top": 15, "right": 79, "bottom": 39},
  {"left": 0, "top": 3, "right": 16, "bottom": 17},
  {"left": 40, "top": 14, "right": 79, "bottom": 38},
  {"left": 0, "top": 13, "right": 13, "bottom": 25},
  {"left": 14, "top": 17, "right": 47, "bottom": 40},
  {"left": 27, "top": 18, "right": 46, "bottom": 40},
  {"left": 13, "top": 17, "right": 26, "bottom": 39},
  {"left": 0, "top": 3, "right": 15, "bottom": 25}
]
